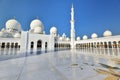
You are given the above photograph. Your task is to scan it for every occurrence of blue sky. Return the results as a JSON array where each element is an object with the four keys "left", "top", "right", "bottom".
[{"left": 0, "top": 0, "right": 120, "bottom": 38}]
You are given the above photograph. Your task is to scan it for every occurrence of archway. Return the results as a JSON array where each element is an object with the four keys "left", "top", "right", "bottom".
[
  {"left": 89, "top": 43, "right": 90, "bottom": 48},
  {"left": 15, "top": 43, "right": 18, "bottom": 48},
  {"left": 100, "top": 42, "right": 103, "bottom": 48},
  {"left": 91, "top": 43, "right": 93, "bottom": 48},
  {"left": 11, "top": 43, "right": 14, "bottom": 48},
  {"left": 54, "top": 43, "right": 58, "bottom": 48},
  {"left": 1, "top": 43, "right": 5, "bottom": 48},
  {"left": 118, "top": 41, "right": 120, "bottom": 48},
  {"left": 113, "top": 41, "right": 117, "bottom": 48},
  {"left": 37, "top": 40, "right": 42, "bottom": 49},
  {"left": 104, "top": 42, "right": 107, "bottom": 48},
  {"left": 6, "top": 43, "right": 10, "bottom": 48},
  {"left": 97, "top": 42, "right": 99, "bottom": 48},
  {"left": 45, "top": 42, "right": 47, "bottom": 49},
  {"left": 31, "top": 42, "right": 34, "bottom": 49},
  {"left": 108, "top": 42, "right": 112, "bottom": 48}
]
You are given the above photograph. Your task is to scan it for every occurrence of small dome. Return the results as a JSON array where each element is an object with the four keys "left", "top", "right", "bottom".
[
  {"left": 6, "top": 19, "right": 21, "bottom": 32},
  {"left": 50, "top": 26, "right": 57, "bottom": 34},
  {"left": 34, "top": 26, "right": 43, "bottom": 34},
  {"left": 83, "top": 35, "right": 88, "bottom": 40},
  {"left": 14, "top": 32, "right": 21, "bottom": 38},
  {"left": 103, "top": 30, "right": 112, "bottom": 37},
  {"left": 91, "top": 33, "right": 98, "bottom": 38},
  {"left": 66, "top": 37, "right": 70, "bottom": 41},
  {"left": 59, "top": 37, "right": 63, "bottom": 41},
  {"left": 62, "top": 33, "right": 66, "bottom": 38},
  {"left": 30, "top": 19, "right": 44, "bottom": 30},
  {"left": 77, "top": 37, "right": 80, "bottom": 41}
]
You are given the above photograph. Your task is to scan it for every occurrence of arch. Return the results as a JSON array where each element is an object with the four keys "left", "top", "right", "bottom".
[
  {"left": 89, "top": 43, "right": 90, "bottom": 48},
  {"left": 31, "top": 41, "right": 34, "bottom": 49},
  {"left": 97, "top": 42, "right": 99, "bottom": 48},
  {"left": 100, "top": 42, "right": 103, "bottom": 48},
  {"left": 45, "top": 42, "right": 47, "bottom": 48},
  {"left": 68, "top": 44, "right": 71, "bottom": 48},
  {"left": 15, "top": 43, "right": 18, "bottom": 48},
  {"left": 37, "top": 40, "right": 42, "bottom": 49},
  {"left": 104, "top": 42, "right": 107, "bottom": 48},
  {"left": 118, "top": 41, "right": 120, "bottom": 48},
  {"left": 11, "top": 43, "right": 14, "bottom": 48},
  {"left": 6, "top": 42, "right": 10, "bottom": 48},
  {"left": 108, "top": 42, "right": 112, "bottom": 48},
  {"left": 91, "top": 43, "right": 93, "bottom": 48},
  {"left": 113, "top": 41, "right": 117, "bottom": 48},
  {"left": 1, "top": 42, "right": 5, "bottom": 48},
  {"left": 18, "top": 45, "right": 20, "bottom": 48},
  {"left": 54, "top": 43, "right": 58, "bottom": 48},
  {"left": 76, "top": 44, "right": 80, "bottom": 49}
]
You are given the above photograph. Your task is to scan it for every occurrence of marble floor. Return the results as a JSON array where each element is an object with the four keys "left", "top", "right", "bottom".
[{"left": 0, "top": 48, "right": 120, "bottom": 80}]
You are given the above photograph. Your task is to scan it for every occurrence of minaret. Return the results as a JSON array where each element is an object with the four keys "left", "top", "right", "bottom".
[{"left": 70, "top": 4, "right": 75, "bottom": 49}]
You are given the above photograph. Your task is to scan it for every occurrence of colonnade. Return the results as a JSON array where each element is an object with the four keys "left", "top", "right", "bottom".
[
  {"left": 76, "top": 41, "right": 120, "bottom": 49},
  {"left": 30, "top": 40, "right": 48, "bottom": 50},
  {"left": 54, "top": 43, "right": 71, "bottom": 50},
  {"left": 0, "top": 42, "right": 21, "bottom": 56},
  {"left": 0, "top": 42, "right": 20, "bottom": 49}
]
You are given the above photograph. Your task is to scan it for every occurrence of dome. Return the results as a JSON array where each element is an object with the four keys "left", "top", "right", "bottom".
[
  {"left": 83, "top": 35, "right": 88, "bottom": 40},
  {"left": 30, "top": 19, "right": 44, "bottom": 30},
  {"left": 50, "top": 26, "right": 57, "bottom": 34},
  {"left": 91, "top": 33, "right": 98, "bottom": 38},
  {"left": 77, "top": 37, "right": 80, "bottom": 41},
  {"left": 14, "top": 32, "right": 21, "bottom": 38},
  {"left": 103, "top": 30, "right": 112, "bottom": 37},
  {"left": 34, "top": 26, "right": 43, "bottom": 34},
  {"left": 6, "top": 19, "right": 21, "bottom": 32}
]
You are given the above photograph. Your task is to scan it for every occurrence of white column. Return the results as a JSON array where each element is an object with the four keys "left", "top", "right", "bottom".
[
  {"left": 34, "top": 41, "right": 37, "bottom": 51},
  {"left": 42, "top": 42, "right": 45, "bottom": 51},
  {"left": 70, "top": 4, "right": 75, "bottom": 49}
]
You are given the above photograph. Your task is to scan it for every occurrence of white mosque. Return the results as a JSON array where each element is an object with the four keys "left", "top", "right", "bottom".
[{"left": 0, "top": 4, "right": 120, "bottom": 53}]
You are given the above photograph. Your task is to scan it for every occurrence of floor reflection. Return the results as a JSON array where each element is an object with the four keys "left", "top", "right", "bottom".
[
  {"left": 0, "top": 48, "right": 120, "bottom": 80},
  {"left": 0, "top": 48, "right": 25, "bottom": 61},
  {"left": 76, "top": 48, "right": 120, "bottom": 56},
  {"left": 0, "top": 48, "right": 49, "bottom": 61},
  {"left": 94, "top": 63, "right": 120, "bottom": 80},
  {"left": 47, "top": 49, "right": 120, "bottom": 80}
]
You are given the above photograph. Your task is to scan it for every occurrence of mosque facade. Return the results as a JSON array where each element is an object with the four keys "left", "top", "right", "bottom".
[{"left": 0, "top": 4, "right": 120, "bottom": 53}]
